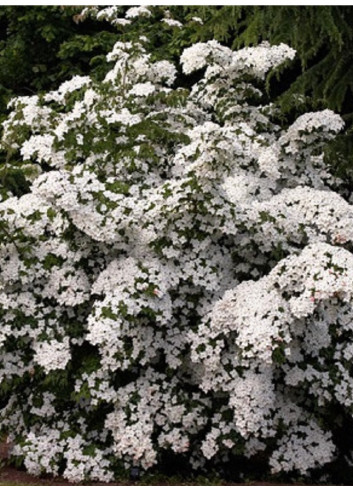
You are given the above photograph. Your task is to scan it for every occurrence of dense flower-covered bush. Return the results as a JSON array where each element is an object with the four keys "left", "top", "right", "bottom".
[{"left": 1, "top": 31, "right": 352, "bottom": 482}]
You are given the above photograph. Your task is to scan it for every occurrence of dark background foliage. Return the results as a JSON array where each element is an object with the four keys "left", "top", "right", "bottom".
[{"left": 0, "top": 6, "right": 116, "bottom": 113}]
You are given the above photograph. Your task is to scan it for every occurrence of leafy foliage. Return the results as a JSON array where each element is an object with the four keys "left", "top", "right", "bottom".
[
  {"left": 1, "top": 6, "right": 353, "bottom": 189},
  {"left": 82, "top": 6, "right": 353, "bottom": 190},
  {"left": 0, "top": 7, "right": 116, "bottom": 112},
  {"left": 185, "top": 7, "right": 353, "bottom": 189}
]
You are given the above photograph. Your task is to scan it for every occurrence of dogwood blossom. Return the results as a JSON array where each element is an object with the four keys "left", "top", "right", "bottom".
[{"left": 0, "top": 37, "right": 351, "bottom": 483}]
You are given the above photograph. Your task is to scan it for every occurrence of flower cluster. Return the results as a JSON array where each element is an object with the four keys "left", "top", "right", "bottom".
[{"left": 0, "top": 36, "right": 351, "bottom": 482}]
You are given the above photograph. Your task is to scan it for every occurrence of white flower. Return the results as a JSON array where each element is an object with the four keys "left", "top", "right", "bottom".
[
  {"left": 125, "top": 7, "right": 151, "bottom": 19},
  {"left": 128, "top": 82, "right": 156, "bottom": 97},
  {"left": 33, "top": 338, "right": 71, "bottom": 373},
  {"left": 162, "top": 18, "right": 183, "bottom": 28}
]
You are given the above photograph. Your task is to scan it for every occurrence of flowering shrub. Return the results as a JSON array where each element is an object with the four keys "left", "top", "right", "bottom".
[{"left": 0, "top": 34, "right": 352, "bottom": 482}]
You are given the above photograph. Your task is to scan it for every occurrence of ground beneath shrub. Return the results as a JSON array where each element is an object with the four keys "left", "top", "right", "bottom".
[
  {"left": 0, "top": 467, "right": 302, "bottom": 487},
  {"left": 0, "top": 441, "right": 304, "bottom": 486}
]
